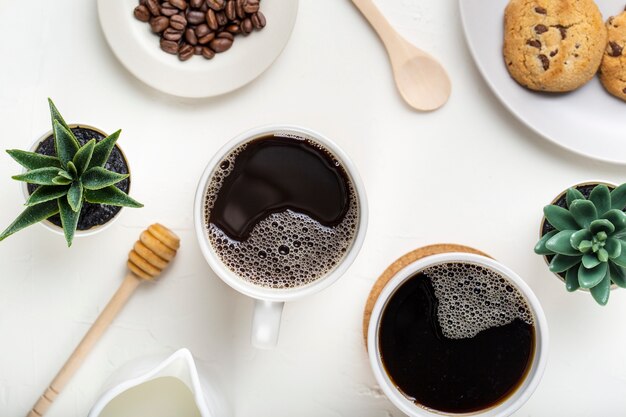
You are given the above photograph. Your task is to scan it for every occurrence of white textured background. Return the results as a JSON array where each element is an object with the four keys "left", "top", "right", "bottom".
[{"left": 1, "top": 0, "right": 626, "bottom": 416}]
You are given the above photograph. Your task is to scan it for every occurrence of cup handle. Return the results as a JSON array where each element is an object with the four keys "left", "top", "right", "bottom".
[{"left": 251, "top": 300, "right": 284, "bottom": 349}]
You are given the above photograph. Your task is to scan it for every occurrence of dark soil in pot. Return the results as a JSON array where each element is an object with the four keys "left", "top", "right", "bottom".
[{"left": 27, "top": 126, "right": 130, "bottom": 231}]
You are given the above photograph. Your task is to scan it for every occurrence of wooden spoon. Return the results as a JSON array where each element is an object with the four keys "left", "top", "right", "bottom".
[
  {"left": 351, "top": 0, "right": 451, "bottom": 111},
  {"left": 27, "top": 224, "right": 180, "bottom": 417}
]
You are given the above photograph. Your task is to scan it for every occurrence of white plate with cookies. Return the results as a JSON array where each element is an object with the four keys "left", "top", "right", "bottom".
[
  {"left": 460, "top": 0, "right": 626, "bottom": 164},
  {"left": 98, "top": 0, "right": 298, "bottom": 98}
]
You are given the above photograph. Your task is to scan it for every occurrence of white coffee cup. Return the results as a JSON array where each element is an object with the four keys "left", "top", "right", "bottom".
[
  {"left": 194, "top": 125, "right": 368, "bottom": 349},
  {"left": 367, "top": 252, "right": 548, "bottom": 417}
]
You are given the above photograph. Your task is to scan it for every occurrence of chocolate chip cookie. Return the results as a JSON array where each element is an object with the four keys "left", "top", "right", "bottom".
[
  {"left": 503, "top": 0, "right": 607, "bottom": 92},
  {"left": 599, "top": 8, "right": 626, "bottom": 101}
]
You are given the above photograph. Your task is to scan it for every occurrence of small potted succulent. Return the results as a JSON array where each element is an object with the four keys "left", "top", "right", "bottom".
[
  {"left": 535, "top": 181, "right": 626, "bottom": 305},
  {"left": 0, "top": 99, "right": 143, "bottom": 246}
]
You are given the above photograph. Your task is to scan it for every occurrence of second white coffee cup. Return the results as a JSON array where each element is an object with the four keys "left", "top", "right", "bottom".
[
  {"left": 367, "top": 252, "right": 549, "bottom": 417},
  {"left": 194, "top": 125, "right": 368, "bottom": 348}
]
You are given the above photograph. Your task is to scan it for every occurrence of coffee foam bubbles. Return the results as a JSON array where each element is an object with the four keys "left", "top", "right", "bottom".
[
  {"left": 203, "top": 138, "right": 359, "bottom": 289},
  {"left": 423, "top": 262, "right": 534, "bottom": 339}
]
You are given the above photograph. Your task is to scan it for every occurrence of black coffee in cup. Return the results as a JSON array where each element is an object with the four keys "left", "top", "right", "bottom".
[
  {"left": 378, "top": 262, "right": 535, "bottom": 413},
  {"left": 203, "top": 134, "right": 359, "bottom": 289}
]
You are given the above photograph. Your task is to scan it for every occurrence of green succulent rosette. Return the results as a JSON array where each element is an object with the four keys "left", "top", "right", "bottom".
[
  {"left": 535, "top": 184, "right": 626, "bottom": 305},
  {"left": 0, "top": 99, "right": 143, "bottom": 246}
]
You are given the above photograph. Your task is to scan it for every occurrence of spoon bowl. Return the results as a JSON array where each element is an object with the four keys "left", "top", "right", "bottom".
[{"left": 393, "top": 55, "right": 451, "bottom": 111}]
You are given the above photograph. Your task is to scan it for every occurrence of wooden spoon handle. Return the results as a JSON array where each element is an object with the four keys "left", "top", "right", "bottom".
[
  {"left": 351, "top": 0, "right": 399, "bottom": 47},
  {"left": 27, "top": 274, "right": 141, "bottom": 417}
]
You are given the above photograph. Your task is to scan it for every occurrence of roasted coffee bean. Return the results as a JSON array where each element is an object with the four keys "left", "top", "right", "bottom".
[
  {"left": 190, "top": 0, "right": 203, "bottom": 8},
  {"left": 169, "top": 0, "right": 187, "bottom": 10},
  {"left": 210, "top": 37, "right": 233, "bottom": 52},
  {"left": 206, "top": 9, "right": 219, "bottom": 30},
  {"left": 202, "top": 46, "right": 216, "bottom": 59},
  {"left": 538, "top": 54, "right": 549, "bottom": 70},
  {"left": 195, "top": 23, "right": 211, "bottom": 37},
  {"left": 255, "top": 12, "right": 267, "bottom": 29},
  {"left": 198, "top": 32, "right": 216, "bottom": 44},
  {"left": 251, "top": 13, "right": 261, "bottom": 29},
  {"left": 187, "top": 10, "right": 205, "bottom": 24},
  {"left": 150, "top": 16, "right": 170, "bottom": 32},
  {"left": 534, "top": 24, "right": 548, "bottom": 34},
  {"left": 134, "top": 5, "right": 151, "bottom": 21},
  {"left": 216, "top": 11, "right": 228, "bottom": 27},
  {"left": 195, "top": 45, "right": 203, "bottom": 54},
  {"left": 163, "top": 27, "right": 183, "bottom": 41},
  {"left": 170, "top": 14, "right": 187, "bottom": 30},
  {"left": 207, "top": 0, "right": 226, "bottom": 11},
  {"left": 608, "top": 41, "right": 623, "bottom": 57},
  {"left": 252, "top": 11, "right": 267, "bottom": 30},
  {"left": 241, "top": 18, "right": 253, "bottom": 34},
  {"left": 178, "top": 43, "right": 194, "bottom": 61},
  {"left": 185, "top": 28, "right": 198, "bottom": 45},
  {"left": 217, "top": 31, "right": 234, "bottom": 40},
  {"left": 146, "top": 0, "right": 160, "bottom": 16},
  {"left": 225, "top": 1, "right": 236, "bottom": 20},
  {"left": 200, "top": 2, "right": 209, "bottom": 12},
  {"left": 161, "top": 2, "right": 179, "bottom": 16},
  {"left": 243, "top": 0, "right": 259, "bottom": 14},
  {"left": 526, "top": 39, "right": 541, "bottom": 49},
  {"left": 236, "top": 0, "right": 245, "bottom": 19},
  {"left": 534, "top": 6, "right": 547, "bottom": 14},
  {"left": 160, "top": 38, "right": 179, "bottom": 54},
  {"left": 226, "top": 23, "right": 240, "bottom": 33}
]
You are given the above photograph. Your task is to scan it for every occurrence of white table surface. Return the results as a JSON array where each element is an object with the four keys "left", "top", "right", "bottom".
[{"left": 1, "top": 1, "right": 626, "bottom": 416}]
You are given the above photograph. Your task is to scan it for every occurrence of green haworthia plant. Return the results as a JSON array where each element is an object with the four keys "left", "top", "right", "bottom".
[
  {"left": 535, "top": 183, "right": 626, "bottom": 306},
  {"left": 0, "top": 99, "right": 143, "bottom": 247}
]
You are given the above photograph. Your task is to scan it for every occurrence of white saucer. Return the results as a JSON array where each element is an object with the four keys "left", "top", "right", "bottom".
[
  {"left": 98, "top": 0, "right": 298, "bottom": 98},
  {"left": 460, "top": 0, "right": 626, "bottom": 164}
]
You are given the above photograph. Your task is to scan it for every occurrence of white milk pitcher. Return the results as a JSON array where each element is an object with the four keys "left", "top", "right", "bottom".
[{"left": 88, "top": 348, "right": 230, "bottom": 417}]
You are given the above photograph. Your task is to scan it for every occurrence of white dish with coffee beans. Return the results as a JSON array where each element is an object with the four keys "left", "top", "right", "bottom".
[
  {"left": 98, "top": 0, "right": 298, "bottom": 98},
  {"left": 460, "top": 0, "right": 626, "bottom": 164}
]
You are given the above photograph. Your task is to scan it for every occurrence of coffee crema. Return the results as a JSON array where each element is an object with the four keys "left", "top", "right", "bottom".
[
  {"left": 379, "top": 262, "right": 535, "bottom": 414},
  {"left": 203, "top": 134, "right": 359, "bottom": 289}
]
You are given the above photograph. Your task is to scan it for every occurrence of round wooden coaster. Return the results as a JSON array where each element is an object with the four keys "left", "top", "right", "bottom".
[{"left": 362, "top": 243, "right": 491, "bottom": 345}]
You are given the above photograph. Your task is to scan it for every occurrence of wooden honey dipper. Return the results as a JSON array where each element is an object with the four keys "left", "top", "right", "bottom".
[{"left": 27, "top": 224, "right": 180, "bottom": 417}]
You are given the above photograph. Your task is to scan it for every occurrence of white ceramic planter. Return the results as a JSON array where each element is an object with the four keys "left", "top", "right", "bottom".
[{"left": 22, "top": 125, "right": 130, "bottom": 238}]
